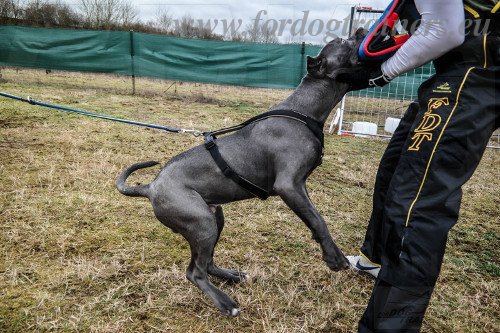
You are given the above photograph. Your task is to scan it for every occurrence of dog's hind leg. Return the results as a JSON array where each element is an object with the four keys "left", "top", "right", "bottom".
[
  {"left": 173, "top": 204, "right": 241, "bottom": 315},
  {"left": 184, "top": 215, "right": 241, "bottom": 316},
  {"left": 274, "top": 180, "right": 349, "bottom": 271},
  {"left": 207, "top": 205, "right": 247, "bottom": 283},
  {"left": 152, "top": 193, "right": 240, "bottom": 316}
]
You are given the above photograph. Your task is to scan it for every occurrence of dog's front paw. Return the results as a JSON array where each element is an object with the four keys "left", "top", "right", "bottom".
[{"left": 324, "top": 255, "right": 349, "bottom": 271}]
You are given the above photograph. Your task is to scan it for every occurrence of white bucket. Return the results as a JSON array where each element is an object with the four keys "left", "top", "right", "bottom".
[
  {"left": 352, "top": 121, "right": 378, "bottom": 137},
  {"left": 384, "top": 117, "right": 401, "bottom": 134}
]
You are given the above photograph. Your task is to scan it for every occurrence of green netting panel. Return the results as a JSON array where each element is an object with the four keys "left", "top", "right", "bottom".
[
  {"left": 0, "top": 25, "right": 132, "bottom": 75},
  {"left": 0, "top": 25, "right": 433, "bottom": 97},
  {"left": 133, "top": 32, "right": 316, "bottom": 89}
]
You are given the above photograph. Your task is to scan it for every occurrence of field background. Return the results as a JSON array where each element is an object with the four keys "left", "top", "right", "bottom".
[{"left": 1, "top": 68, "right": 498, "bottom": 332}]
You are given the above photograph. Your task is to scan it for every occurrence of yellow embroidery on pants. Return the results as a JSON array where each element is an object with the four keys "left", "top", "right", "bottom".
[{"left": 408, "top": 98, "right": 450, "bottom": 151}]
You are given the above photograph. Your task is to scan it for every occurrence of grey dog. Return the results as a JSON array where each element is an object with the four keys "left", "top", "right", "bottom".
[{"left": 116, "top": 29, "right": 366, "bottom": 316}]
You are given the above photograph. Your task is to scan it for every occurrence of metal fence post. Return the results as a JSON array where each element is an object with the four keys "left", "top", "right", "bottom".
[
  {"left": 129, "top": 30, "right": 136, "bottom": 95},
  {"left": 348, "top": 6, "right": 356, "bottom": 37},
  {"left": 299, "top": 42, "right": 305, "bottom": 83}
]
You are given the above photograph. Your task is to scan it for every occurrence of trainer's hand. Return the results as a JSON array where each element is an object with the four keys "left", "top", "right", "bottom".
[{"left": 336, "top": 66, "right": 392, "bottom": 91}]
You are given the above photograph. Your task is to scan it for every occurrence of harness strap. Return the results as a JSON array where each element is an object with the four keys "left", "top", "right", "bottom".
[
  {"left": 204, "top": 109, "right": 324, "bottom": 200},
  {"left": 208, "top": 110, "right": 324, "bottom": 147},
  {"left": 204, "top": 133, "right": 270, "bottom": 200}
]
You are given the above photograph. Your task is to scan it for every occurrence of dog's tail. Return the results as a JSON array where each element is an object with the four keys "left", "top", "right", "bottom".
[{"left": 116, "top": 161, "right": 160, "bottom": 198}]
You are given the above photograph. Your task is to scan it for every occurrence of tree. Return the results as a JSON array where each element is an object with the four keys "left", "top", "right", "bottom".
[
  {"left": 0, "top": 0, "right": 22, "bottom": 19},
  {"left": 0, "top": 0, "right": 12, "bottom": 17},
  {"left": 171, "top": 15, "right": 222, "bottom": 40},
  {"left": 79, "top": 0, "right": 138, "bottom": 29},
  {"left": 241, "top": 22, "right": 278, "bottom": 43},
  {"left": 23, "top": 0, "right": 81, "bottom": 27},
  {"left": 116, "top": 0, "right": 136, "bottom": 27},
  {"left": 260, "top": 24, "right": 279, "bottom": 44},
  {"left": 149, "top": 7, "right": 173, "bottom": 33}
]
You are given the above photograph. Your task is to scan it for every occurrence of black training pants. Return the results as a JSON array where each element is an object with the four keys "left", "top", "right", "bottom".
[{"left": 358, "top": 33, "right": 500, "bottom": 332}]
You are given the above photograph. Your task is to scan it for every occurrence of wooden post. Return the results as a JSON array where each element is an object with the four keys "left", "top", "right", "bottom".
[{"left": 129, "top": 30, "right": 136, "bottom": 95}]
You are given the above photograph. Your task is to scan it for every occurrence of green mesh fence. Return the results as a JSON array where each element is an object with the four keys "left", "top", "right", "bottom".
[
  {"left": 0, "top": 25, "right": 133, "bottom": 75},
  {"left": 0, "top": 25, "right": 433, "bottom": 97},
  {"left": 132, "top": 31, "right": 319, "bottom": 88}
]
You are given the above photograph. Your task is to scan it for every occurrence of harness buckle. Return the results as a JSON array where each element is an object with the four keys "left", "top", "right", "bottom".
[
  {"left": 204, "top": 133, "right": 217, "bottom": 150},
  {"left": 221, "top": 166, "right": 233, "bottom": 177}
]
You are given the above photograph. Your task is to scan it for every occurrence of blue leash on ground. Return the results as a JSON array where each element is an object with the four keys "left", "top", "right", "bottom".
[{"left": 0, "top": 92, "right": 203, "bottom": 137}]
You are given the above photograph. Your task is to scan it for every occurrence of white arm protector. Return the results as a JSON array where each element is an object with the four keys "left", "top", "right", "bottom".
[{"left": 381, "top": 0, "right": 466, "bottom": 79}]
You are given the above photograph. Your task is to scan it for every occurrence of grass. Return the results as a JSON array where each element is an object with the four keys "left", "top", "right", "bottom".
[{"left": 0, "top": 68, "right": 499, "bottom": 333}]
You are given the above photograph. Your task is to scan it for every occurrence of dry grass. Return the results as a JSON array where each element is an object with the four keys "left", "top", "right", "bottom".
[{"left": 0, "top": 68, "right": 499, "bottom": 333}]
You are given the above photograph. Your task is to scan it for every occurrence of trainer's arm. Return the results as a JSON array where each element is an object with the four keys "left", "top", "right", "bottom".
[{"left": 381, "top": 0, "right": 465, "bottom": 79}]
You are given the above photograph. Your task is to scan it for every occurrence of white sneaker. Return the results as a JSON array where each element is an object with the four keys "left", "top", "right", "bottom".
[{"left": 347, "top": 255, "right": 380, "bottom": 278}]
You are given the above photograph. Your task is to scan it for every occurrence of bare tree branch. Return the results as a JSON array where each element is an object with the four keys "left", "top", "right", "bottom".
[{"left": 78, "top": 0, "right": 137, "bottom": 29}]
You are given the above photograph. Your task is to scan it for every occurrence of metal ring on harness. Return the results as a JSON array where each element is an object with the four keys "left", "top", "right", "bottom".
[{"left": 358, "top": 0, "right": 420, "bottom": 62}]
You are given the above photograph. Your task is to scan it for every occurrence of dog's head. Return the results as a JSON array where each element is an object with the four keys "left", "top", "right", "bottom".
[{"left": 307, "top": 28, "right": 367, "bottom": 80}]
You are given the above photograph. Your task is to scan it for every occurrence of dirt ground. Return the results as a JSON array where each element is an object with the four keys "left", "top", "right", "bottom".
[{"left": 1, "top": 68, "right": 498, "bottom": 332}]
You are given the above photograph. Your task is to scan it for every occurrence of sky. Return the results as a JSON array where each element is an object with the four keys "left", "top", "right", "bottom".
[{"left": 66, "top": 1, "right": 390, "bottom": 44}]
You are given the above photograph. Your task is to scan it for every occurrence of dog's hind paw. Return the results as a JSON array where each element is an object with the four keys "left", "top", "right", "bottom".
[{"left": 230, "top": 308, "right": 240, "bottom": 316}]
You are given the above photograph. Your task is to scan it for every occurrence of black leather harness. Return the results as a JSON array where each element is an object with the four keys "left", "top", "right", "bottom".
[{"left": 203, "top": 110, "right": 324, "bottom": 200}]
